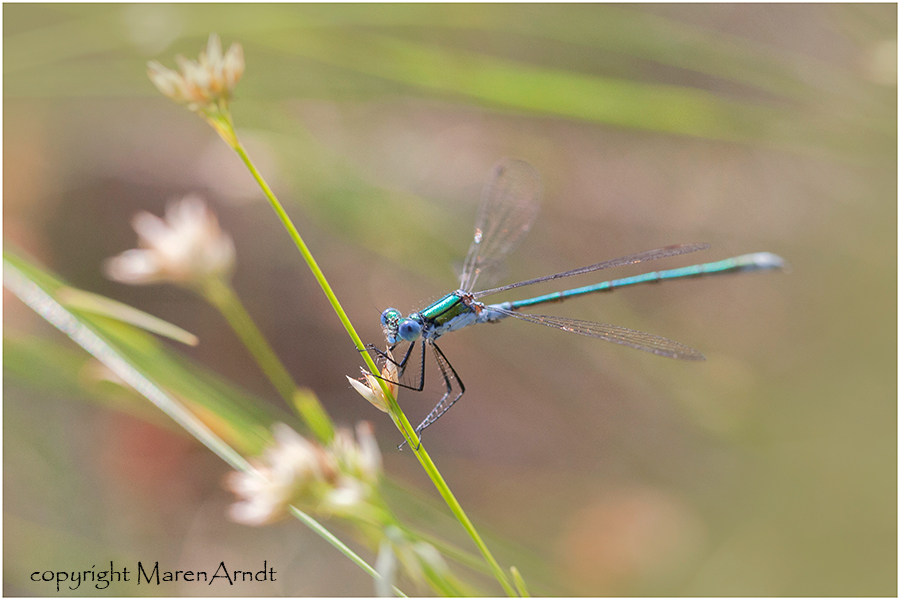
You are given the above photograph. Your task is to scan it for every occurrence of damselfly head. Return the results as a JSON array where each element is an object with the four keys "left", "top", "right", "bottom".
[{"left": 380, "top": 308, "right": 424, "bottom": 344}]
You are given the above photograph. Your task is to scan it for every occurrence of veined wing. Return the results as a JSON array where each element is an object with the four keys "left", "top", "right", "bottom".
[
  {"left": 474, "top": 243, "right": 710, "bottom": 299},
  {"left": 490, "top": 306, "right": 705, "bottom": 360},
  {"left": 459, "top": 159, "right": 542, "bottom": 293}
]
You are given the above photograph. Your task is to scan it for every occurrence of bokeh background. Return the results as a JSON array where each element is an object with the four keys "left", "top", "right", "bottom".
[{"left": 4, "top": 3, "right": 896, "bottom": 596}]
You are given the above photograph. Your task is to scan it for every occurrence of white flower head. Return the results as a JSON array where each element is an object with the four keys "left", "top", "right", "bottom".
[
  {"left": 147, "top": 33, "right": 244, "bottom": 113},
  {"left": 347, "top": 351, "right": 398, "bottom": 413},
  {"left": 104, "top": 195, "right": 235, "bottom": 286},
  {"left": 323, "top": 477, "right": 366, "bottom": 512},
  {"left": 225, "top": 423, "right": 327, "bottom": 526},
  {"left": 319, "top": 422, "right": 383, "bottom": 519},
  {"left": 331, "top": 421, "right": 383, "bottom": 484}
]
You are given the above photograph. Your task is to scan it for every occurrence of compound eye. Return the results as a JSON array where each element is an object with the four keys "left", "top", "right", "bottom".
[
  {"left": 398, "top": 318, "right": 423, "bottom": 341},
  {"left": 380, "top": 308, "right": 401, "bottom": 327}
]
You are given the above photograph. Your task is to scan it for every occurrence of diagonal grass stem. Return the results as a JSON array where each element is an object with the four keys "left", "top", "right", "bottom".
[{"left": 226, "top": 124, "right": 517, "bottom": 596}]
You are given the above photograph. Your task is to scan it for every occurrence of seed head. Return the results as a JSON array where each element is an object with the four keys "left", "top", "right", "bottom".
[
  {"left": 147, "top": 33, "right": 244, "bottom": 113},
  {"left": 104, "top": 195, "right": 235, "bottom": 286},
  {"left": 347, "top": 351, "right": 399, "bottom": 413},
  {"left": 225, "top": 422, "right": 383, "bottom": 526}
]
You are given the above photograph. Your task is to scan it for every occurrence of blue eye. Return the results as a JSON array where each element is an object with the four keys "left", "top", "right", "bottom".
[
  {"left": 381, "top": 308, "right": 401, "bottom": 327},
  {"left": 398, "top": 318, "right": 423, "bottom": 341}
]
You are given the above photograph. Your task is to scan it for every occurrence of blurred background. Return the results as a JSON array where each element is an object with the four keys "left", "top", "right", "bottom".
[{"left": 4, "top": 3, "right": 896, "bottom": 596}]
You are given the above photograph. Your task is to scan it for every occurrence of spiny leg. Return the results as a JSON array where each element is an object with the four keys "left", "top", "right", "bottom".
[
  {"left": 415, "top": 341, "right": 466, "bottom": 437},
  {"left": 362, "top": 341, "right": 426, "bottom": 392},
  {"left": 362, "top": 342, "right": 409, "bottom": 369}
]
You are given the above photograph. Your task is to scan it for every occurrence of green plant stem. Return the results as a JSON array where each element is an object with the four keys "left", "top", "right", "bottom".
[
  {"left": 392, "top": 414, "right": 517, "bottom": 597},
  {"left": 227, "top": 127, "right": 516, "bottom": 597},
  {"left": 231, "top": 141, "right": 366, "bottom": 351},
  {"left": 410, "top": 529, "right": 493, "bottom": 576},
  {"left": 200, "top": 275, "right": 334, "bottom": 443},
  {"left": 510, "top": 567, "right": 530, "bottom": 597},
  {"left": 289, "top": 507, "right": 407, "bottom": 597}
]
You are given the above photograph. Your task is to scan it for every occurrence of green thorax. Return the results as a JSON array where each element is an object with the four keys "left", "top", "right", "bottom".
[{"left": 419, "top": 292, "right": 472, "bottom": 326}]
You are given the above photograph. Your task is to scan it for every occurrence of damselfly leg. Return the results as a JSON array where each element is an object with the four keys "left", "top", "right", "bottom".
[
  {"left": 363, "top": 341, "right": 426, "bottom": 393},
  {"left": 363, "top": 340, "right": 466, "bottom": 439},
  {"left": 415, "top": 341, "right": 466, "bottom": 437}
]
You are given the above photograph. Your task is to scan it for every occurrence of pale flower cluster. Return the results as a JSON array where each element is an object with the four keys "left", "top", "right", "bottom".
[
  {"left": 225, "top": 422, "right": 383, "bottom": 526},
  {"left": 147, "top": 33, "right": 244, "bottom": 113},
  {"left": 104, "top": 195, "right": 235, "bottom": 286},
  {"left": 225, "top": 423, "right": 324, "bottom": 526}
]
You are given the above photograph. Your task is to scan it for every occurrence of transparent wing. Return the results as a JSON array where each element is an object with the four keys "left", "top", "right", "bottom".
[
  {"left": 490, "top": 306, "right": 705, "bottom": 360},
  {"left": 459, "top": 158, "right": 542, "bottom": 293}
]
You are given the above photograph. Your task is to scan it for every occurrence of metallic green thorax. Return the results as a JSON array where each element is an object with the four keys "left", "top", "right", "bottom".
[{"left": 419, "top": 293, "right": 471, "bottom": 325}]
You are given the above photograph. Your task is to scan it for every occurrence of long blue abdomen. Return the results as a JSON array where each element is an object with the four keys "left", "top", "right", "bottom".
[{"left": 509, "top": 252, "right": 785, "bottom": 310}]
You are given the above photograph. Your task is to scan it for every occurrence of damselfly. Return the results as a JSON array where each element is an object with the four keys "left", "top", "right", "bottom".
[{"left": 367, "top": 159, "right": 785, "bottom": 438}]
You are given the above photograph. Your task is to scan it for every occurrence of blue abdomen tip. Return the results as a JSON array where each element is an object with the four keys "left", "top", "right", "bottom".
[{"left": 747, "top": 252, "right": 787, "bottom": 270}]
